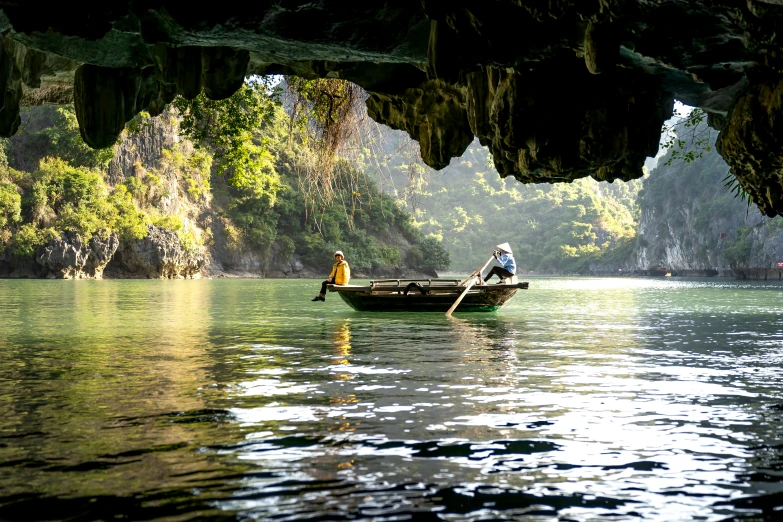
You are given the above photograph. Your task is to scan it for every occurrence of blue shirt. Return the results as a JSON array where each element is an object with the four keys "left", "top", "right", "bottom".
[{"left": 497, "top": 252, "right": 516, "bottom": 274}]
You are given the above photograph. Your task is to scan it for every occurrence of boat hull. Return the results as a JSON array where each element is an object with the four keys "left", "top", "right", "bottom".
[{"left": 329, "top": 283, "right": 526, "bottom": 312}]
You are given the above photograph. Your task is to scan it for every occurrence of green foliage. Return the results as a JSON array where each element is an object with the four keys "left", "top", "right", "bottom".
[
  {"left": 222, "top": 222, "right": 242, "bottom": 251},
  {"left": 767, "top": 217, "right": 783, "bottom": 236},
  {"left": 0, "top": 180, "right": 22, "bottom": 228},
  {"left": 723, "top": 226, "right": 753, "bottom": 265},
  {"left": 2, "top": 157, "right": 151, "bottom": 248},
  {"left": 173, "top": 79, "right": 280, "bottom": 197},
  {"left": 11, "top": 223, "right": 59, "bottom": 258},
  {"left": 2, "top": 82, "right": 444, "bottom": 276},
  {"left": 210, "top": 99, "right": 440, "bottom": 272},
  {"left": 379, "top": 246, "right": 402, "bottom": 267},
  {"left": 0, "top": 177, "right": 22, "bottom": 246},
  {"left": 38, "top": 107, "right": 115, "bottom": 169},
  {"left": 124, "top": 176, "right": 147, "bottom": 201},
  {"left": 177, "top": 228, "right": 200, "bottom": 254},
  {"left": 160, "top": 145, "right": 213, "bottom": 203},
  {"left": 407, "top": 236, "right": 451, "bottom": 270},
  {"left": 661, "top": 108, "right": 715, "bottom": 166},
  {"left": 722, "top": 172, "right": 753, "bottom": 209},
  {"left": 29, "top": 157, "right": 110, "bottom": 239},
  {"left": 368, "top": 136, "right": 638, "bottom": 272},
  {"left": 298, "top": 231, "right": 336, "bottom": 268},
  {"left": 153, "top": 214, "right": 183, "bottom": 232},
  {"left": 226, "top": 146, "right": 279, "bottom": 202},
  {"left": 107, "top": 185, "right": 149, "bottom": 241},
  {"left": 125, "top": 112, "right": 152, "bottom": 135}
]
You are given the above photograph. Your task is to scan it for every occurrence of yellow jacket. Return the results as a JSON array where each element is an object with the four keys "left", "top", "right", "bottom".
[{"left": 329, "top": 260, "right": 350, "bottom": 285}]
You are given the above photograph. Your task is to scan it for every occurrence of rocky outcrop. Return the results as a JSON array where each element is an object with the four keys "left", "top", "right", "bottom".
[
  {"left": 626, "top": 126, "right": 783, "bottom": 279},
  {"left": 0, "top": 231, "right": 119, "bottom": 279},
  {"left": 629, "top": 204, "right": 741, "bottom": 277},
  {"left": 112, "top": 225, "right": 204, "bottom": 279},
  {"left": 6, "top": 3, "right": 783, "bottom": 215},
  {"left": 268, "top": 253, "right": 305, "bottom": 277},
  {"left": 729, "top": 223, "right": 783, "bottom": 280},
  {"left": 36, "top": 231, "right": 119, "bottom": 279},
  {"left": 366, "top": 80, "right": 474, "bottom": 170},
  {"left": 0, "top": 248, "right": 38, "bottom": 278},
  {"left": 107, "top": 109, "right": 175, "bottom": 186}
]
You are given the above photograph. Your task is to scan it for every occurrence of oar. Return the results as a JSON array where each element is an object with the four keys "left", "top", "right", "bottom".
[{"left": 446, "top": 256, "right": 495, "bottom": 317}]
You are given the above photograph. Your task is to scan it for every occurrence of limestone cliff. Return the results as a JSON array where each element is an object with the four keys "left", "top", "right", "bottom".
[
  {"left": 0, "top": 104, "right": 443, "bottom": 280},
  {"left": 37, "top": 231, "right": 119, "bottom": 279},
  {"left": 0, "top": 107, "right": 211, "bottom": 279},
  {"left": 108, "top": 225, "right": 204, "bottom": 279},
  {"left": 101, "top": 110, "right": 276, "bottom": 277},
  {"left": 0, "top": 231, "right": 119, "bottom": 279},
  {"left": 627, "top": 131, "right": 783, "bottom": 279},
  {"left": 103, "top": 111, "right": 311, "bottom": 277},
  {"left": 726, "top": 219, "right": 783, "bottom": 280}
]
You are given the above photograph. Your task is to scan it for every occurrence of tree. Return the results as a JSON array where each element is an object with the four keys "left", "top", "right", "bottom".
[
  {"left": 38, "top": 107, "right": 116, "bottom": 170},
  {"left": 173, "top": 78, "right": 281, "bottom": 196}
]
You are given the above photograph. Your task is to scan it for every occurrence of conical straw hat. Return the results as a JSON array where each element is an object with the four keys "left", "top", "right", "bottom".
[{"left": 496, "top": 242, "right": 512, "bottom": 253}]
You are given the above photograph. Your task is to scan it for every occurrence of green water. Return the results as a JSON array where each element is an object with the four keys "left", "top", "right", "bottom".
[{"left": 1, "top": 277, "right": 782, "bottom": 521}]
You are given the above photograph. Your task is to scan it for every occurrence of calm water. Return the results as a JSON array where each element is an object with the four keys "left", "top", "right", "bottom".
[{"left": 1, "top": 277, "right": 782, "bottom": 521}]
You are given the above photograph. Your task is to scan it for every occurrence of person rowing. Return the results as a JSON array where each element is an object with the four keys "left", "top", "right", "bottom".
[
  {"left": 483, "top": 242, "right": 516, "bottom": 284},
  {"left": 312, "top": 250, "right": 351, "bottom": 302}
]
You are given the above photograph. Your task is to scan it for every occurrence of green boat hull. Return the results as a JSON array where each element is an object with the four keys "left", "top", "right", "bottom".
[{"left": 330, "top": 283, "right": 525, "bottom": 313}]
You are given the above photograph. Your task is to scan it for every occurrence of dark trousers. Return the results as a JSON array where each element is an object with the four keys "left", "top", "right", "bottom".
[
  {"left": 319, "top": 280, "right": 331, "bottom": 295},
  {"left": 484, "top": 266, "right": 513, "bottom": 282}
]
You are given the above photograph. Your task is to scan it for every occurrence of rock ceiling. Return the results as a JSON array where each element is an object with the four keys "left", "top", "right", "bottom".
[{"left": 3, "top": 1, "right": 783, "bottom": 215}]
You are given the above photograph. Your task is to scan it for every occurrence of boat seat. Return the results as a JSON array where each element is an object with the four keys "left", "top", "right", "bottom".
[{"left": 502, "top": 275, "right": 519, "bottom": 284}]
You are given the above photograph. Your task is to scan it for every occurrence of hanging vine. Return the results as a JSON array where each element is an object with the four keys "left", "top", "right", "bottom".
[{"left": 285, "top": 78, "right": 365, "bottom": 204}]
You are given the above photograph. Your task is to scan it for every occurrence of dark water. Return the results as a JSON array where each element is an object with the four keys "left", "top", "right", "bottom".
[{"left": 1, "top": 277, "right": 782, "bottom": 521}]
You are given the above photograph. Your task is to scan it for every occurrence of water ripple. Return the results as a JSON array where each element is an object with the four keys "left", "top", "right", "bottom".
[{"left": 2, "top": 278, "right": 783, "bottom": 520}]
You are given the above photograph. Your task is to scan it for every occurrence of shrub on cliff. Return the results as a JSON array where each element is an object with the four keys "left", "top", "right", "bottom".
[
  {"left": 406, "top": 236, "right": 451, "bottom": 270},
  {"left": 722, "top": 226, "right": 753, "bottom": 265},
  {"left": 37, "top": 107, "right": 115, "bottom": 170},
  {"left": 3, "top": 158, "right": 150, "bottom": 250},
  {"left": 0, "top": 180, "right": 21, "bottom": 229},
  {"left": 10, "top": 223, "right": 59, "bottom": 258},
  {"left": 28, "top": 158, "right": 114, "bottom": 240},
  {"left": 0, "top": 180, "right": 22, "bottom": 246},
  {"left": 1, "top": 80, "right": 450, "bottom": 275}
]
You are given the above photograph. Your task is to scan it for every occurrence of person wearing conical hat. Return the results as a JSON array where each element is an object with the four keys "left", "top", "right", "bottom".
[
  {"left": 312, "top": 250, "right": 351, "bottom": 302},
  {"left": 483, "top": 242, "right": 516, "bottom": 284}
]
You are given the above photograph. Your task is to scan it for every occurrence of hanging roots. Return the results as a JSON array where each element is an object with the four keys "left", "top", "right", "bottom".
[
  {"left": 284, "top": 76, "right": 430, "bottom": 233},
  {"left": 285, "top": 77, "right": 366, "bottom": 205}
]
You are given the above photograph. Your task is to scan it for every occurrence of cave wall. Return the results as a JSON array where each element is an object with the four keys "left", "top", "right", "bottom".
[{"left": 5, "top": 2, "right": 783, "bottom": 214}]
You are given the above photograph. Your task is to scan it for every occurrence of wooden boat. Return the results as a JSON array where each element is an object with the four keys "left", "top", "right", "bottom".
[{"left": 327, "top": 278, "right": 528, "bottom": 313}]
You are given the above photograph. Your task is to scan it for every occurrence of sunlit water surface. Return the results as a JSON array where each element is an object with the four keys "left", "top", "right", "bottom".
[{"left": 1, "top": 277, "right": 783, "bottom": 521}]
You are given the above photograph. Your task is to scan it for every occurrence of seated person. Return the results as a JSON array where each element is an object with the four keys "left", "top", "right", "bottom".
[
  {"left": 484, "top": 242, "right": 516, "bottom": 283},
  {"left": 312, "top": 250, "right": 350, "bottom": 302}
]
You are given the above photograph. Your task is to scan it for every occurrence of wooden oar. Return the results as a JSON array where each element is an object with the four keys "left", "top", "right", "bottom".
[{"left": 446, "top": 256, "right": 495, "bottom": 317}]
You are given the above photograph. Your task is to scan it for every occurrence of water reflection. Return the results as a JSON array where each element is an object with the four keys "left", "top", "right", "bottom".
[
  {"left": 2, "top": 278, "right": 783, "bottom": 521},
  {"left": 329, "top": 320, "right": 355, "bottom": 388},
  {"left": 0, "top": 280, "right": 239, "bottom": 519},
  {"left": 214, "top": 279, "right": 783, "bottom": 520}
]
